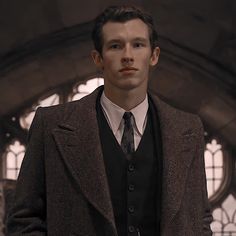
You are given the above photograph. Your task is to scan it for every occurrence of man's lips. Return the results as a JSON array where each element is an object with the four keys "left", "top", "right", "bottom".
[{"left": 119, "top": 67, "right": 138, "bottom": 72}]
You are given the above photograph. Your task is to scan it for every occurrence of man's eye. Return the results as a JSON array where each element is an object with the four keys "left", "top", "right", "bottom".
[
  {"left": 134, "top": 42, "right": 145, "bottom": 48},
  {"left": 110, "top": 44, "right": 121, "bottom": 49}
]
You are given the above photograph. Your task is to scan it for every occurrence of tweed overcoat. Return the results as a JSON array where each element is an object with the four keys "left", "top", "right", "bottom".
[{"left": 6, "top": 86, "right": 212, "bottom": 236}]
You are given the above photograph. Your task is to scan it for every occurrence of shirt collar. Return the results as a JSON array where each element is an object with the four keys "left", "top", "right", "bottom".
[
  {"left": 130, "top": 95, "right": 149, "bottom": 135},
  {"left": 100, "top": 91, "right": 148, "bottom": 135}
]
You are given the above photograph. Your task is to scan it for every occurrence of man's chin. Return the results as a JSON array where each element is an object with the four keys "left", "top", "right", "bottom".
[{"left": 117, "top": 81, "right": 144, "bottom": 91}]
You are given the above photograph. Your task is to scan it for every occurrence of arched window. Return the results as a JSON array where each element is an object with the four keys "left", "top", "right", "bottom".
[
  {"left": 2, "top": 140, "right": 25, "bottom": 180},
  {"left": 204, "top": 139, "right": 224, "bottom": 199},
  {"left": 204, "top": 137, "right": 234, "bottom": 235}
]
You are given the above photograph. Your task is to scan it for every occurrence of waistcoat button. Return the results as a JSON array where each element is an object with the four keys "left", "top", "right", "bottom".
[
  {"left": 128, "top": 225, "right": 135, "bottom": 233},
  {"left": 128, "top": 163, "right": 135, "bottom": 172},
  {"left": 128, "top": 206, "right": 135, "bottom": 213},
  {"left": 128, "top": 184, "right": 135, "bottom": 191}
]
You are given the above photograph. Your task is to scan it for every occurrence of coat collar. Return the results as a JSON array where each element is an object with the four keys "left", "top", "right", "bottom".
[{"left": 52, "top": 86, "right": 197, "bottom": 231}]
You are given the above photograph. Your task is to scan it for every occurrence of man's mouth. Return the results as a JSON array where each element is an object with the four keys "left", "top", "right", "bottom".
[{"left": 119, "top": 67, "right": 138, "bottom": 73}]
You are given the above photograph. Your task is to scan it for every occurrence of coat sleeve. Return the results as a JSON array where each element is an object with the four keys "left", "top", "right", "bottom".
[
  {"left": 198, "top": 118, "right": 213, "bottom": 235},
  {"left": 6, "top": 107, "right": 47, "bottom": 235}
]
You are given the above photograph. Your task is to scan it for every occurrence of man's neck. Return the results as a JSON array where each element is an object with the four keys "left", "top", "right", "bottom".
[{"left": 104, "top": 87, "right": 147, "bottom": 111}]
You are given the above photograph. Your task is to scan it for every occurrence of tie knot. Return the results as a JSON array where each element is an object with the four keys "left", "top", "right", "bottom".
[{"left": 123, "top": 112, "right": 133, "bottom": 121}]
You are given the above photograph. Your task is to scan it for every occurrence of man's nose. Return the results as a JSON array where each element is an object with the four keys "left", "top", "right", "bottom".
[{"left": 121, "top": 46, "right": 134, "bottom": 64}]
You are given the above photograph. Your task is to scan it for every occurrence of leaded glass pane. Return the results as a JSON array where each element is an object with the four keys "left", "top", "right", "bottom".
[
  {"left": 7, "top": 170, "right": 17, "bottom": 180},
  {"left": 214, "top": 233, "right": 222, "bottom": 236},
  {"left": 206, "top": 168, "right": 213, "bottom": 179},
  {"left": 214, "top": 150, "right": 223, "bottom": 167},
  {"left": 207, "top": 180, "right": 213, "bottom": 197},
  {"left": 206, "top": 139, "right": 222, "bottom": 153},
  {"left": 211, "top": 221, "right": 222, "bottom": 231},
  {"left": 6, "top": 152, "right": 15, "bottom": 169},
  {"left": 215, "top": 168, "right": 223, "bottom": 179},
  {"left": 205, "top": 150, "right": 213, "bottom": 167}
]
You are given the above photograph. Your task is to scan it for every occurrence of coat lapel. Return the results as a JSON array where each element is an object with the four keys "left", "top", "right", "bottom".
[
  {"left": 52, "top": 88, "right": 117, "bottom": 235},
  {"left": 150, "top": 94, "right": 197, "bottom": 226}
]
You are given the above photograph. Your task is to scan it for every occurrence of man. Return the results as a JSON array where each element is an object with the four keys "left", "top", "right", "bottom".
[{"left": 7, "top": 5, "right": 212, "bottom": 236}]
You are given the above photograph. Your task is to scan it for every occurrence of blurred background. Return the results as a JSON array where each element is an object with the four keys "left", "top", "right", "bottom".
[{"left": 0, "top": 0, "right": 235, "bottom": 235}]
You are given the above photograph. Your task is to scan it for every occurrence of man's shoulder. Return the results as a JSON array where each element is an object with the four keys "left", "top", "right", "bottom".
[
  {"left": 38, "top": 98, "right": 82, "bottom": 116},
  {"left": 38, "top": 86, "right": 101, "bottom": 117},
  {"left": 149, "top": 92, "right": 203, "bottom": 130},
  {"left": 32, "top": 87, "right": 101, "bottom": 129},
  {"left": 36, "top": 98, "right": 84, "bottom": 122}
]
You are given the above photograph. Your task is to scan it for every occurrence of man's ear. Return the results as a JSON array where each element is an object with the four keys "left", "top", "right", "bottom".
[
  {"left": 91, "top": 50, "right": 104, "bottom": 70},
  {"left": 149, "top": 47, "right": 160, "bottom": 66}
]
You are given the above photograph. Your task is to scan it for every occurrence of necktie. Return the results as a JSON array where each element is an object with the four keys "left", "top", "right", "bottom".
[{"left": 121, "top": 112, "right": 135, "bottom": 157}]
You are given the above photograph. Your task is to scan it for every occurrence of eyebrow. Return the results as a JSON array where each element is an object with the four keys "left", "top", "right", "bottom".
[
  {"left": 132, "top": 37, "right": 149, "bottom": 42},
  {"left": 106, "top": 37, "right": 149, "bottom": 45},
  {"left": 106, "top": 39, "right": 122, "bottom": 45}
]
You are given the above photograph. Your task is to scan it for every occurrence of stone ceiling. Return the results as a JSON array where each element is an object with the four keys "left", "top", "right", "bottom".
[{"left": 0, "top": 0, "right": 235, "bottom": 148}]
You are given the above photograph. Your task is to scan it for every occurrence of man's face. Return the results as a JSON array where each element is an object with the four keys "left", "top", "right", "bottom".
[{"left": 92, "top": 19, "right": 160, "bottom": 94}]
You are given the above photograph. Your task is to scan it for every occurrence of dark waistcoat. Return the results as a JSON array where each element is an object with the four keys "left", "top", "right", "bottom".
[{"left": 96, "top": 98, "right": 162, "bottom": 236}]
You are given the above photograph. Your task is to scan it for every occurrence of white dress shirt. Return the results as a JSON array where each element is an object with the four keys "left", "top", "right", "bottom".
[{"left": 100, "top": 91, "right": 149, "bottom": 151}]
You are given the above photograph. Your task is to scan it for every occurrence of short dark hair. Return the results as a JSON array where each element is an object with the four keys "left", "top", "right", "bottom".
[{"left": 92, "top": 5, "right": 158, "bottom": 55}]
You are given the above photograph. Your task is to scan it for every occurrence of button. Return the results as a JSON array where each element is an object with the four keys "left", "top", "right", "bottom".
[
  {"left": 128, "top": 206, "right": 135, "bottom": 213},
  {"left": 128, "top": 163, "right": 135, "bottom": 172},
  {"left": 128, "top": 225, "right": 135, "bottom": 233},
  {"left": 128, "top": 184, "right": 135, "bottom": 191}
]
